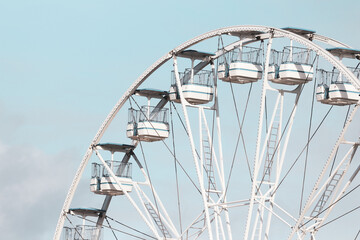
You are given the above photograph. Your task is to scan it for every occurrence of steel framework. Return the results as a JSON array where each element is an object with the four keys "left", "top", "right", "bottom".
[{"left": 54, "top": 25, "right": 360, "bottom": 240}]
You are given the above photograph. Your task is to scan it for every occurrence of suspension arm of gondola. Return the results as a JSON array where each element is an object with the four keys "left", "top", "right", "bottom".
[
  {"left": 244, "top": 29, "right": 274, "bottom": 240},
  {"left": 130, "top": 151, "right": 151, "bottom": 185}
]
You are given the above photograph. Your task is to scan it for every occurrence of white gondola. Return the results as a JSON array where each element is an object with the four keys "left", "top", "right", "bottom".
[
  {"left": 316, "top": 69, "right": 360, "bottom": 105},
  {"left": 317, "top": 83, "right": 360, "bottom": 105},
  {"left": 328, "top": 83, "right": 360, "bottom": 104},
  {"left": 224, "top": 46, "right": 263, "bottom": 84},
  {"left": 90, "top": 161, "right": 133, "bottom": 196},
  {"left": 269, "top": 46, "right": 314, "bottom": 85},
  {"left": 127, "top": 106, "right": 169, "bottom": 142},
  {"left": 169, "top": 69, "right": 214, "bottom": 105},
  {"left": 228, "top": 62, "right": 263, "bottom": 83}
]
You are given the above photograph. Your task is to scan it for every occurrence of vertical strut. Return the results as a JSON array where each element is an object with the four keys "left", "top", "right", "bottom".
[
  {"left": 212, "top": 56, "right": 233, "bottom": 240},
  {"left": 244, "top": 31, "right": 274, "bottom": 240},
  {"left": 264, "top": 92, "right": 284, "bottom": 240}
]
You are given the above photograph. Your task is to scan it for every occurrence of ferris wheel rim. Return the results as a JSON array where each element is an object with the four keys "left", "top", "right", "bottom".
[
  {"left": 93, "top": 25, "right": 360, "bottom": 148},
  {"left": 54, "top": 25, "right": 360, "bottom": 240}
]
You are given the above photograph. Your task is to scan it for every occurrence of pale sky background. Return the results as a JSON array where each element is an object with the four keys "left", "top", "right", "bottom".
[{"left": 1, "top": 0, "right": 360, "bottom": 239}]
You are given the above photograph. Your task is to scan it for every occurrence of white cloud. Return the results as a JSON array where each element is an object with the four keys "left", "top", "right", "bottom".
[{"left": 0, "top": 141, "right": 79, "bottom": 240}]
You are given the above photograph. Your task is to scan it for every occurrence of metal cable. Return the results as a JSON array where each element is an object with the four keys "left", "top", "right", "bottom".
[
  {"left": 354, "top": 229, "right": 360, "bottom": 240},
  {"left": 354, "top": 62, "right": 360, "bottom": 71},
  {"left": 106, "top": 215, "right": 156, "bottom": 239},
  {"left": 329, "top": 105, "right": 351, "bottom": 176},
  {"left": 129, "top": 96, "right": 173, "bottom": 238},
  {"left": 171, "top": 102, "right": 189, "bottom": 137},
  {"left": 271, "top": 106, "right": 333, "bottom": 196},
  {"left": 300, "top": 183, "right": 360, "bottom": 228},
  {"left": 138, "top": 139, "right": 166, "bottom": 238},
  {"left": 299, "top": 58, "right": 318, "bottom": 214},
  {"left": 255, "top": 85, "right": 305, "bottom": 195},
  {"left": 317, "top": 205, "right": 360, "bottom": 230},
  {"left": 256, "top": 55, "right": 319, "bottom": 195},
  {"left": 232, "top": 81, "right": 253, "bottom": 180},
  {"left": 131, "top": 96, "right": 201, "bottom": 194},
  {"left": 170, "top": 103, "right": 183, "bottom": 236},
  {"left": 131, "top": 95, "right": 227, "bottom": 237},
  {"left": 75, "top": 215, "right": 151, "bottom": 240},
  {"left": 225, "top": 82, "right": 254, "bottom": 198},
  {"left": 65, "top": 214, "right": 85, "bottom": 240},
  {"left": 171, "top": 99, "right": 218, "bottom": 194},
  {"left": 129, "top": 97, "right": 168, "bottom": 235},
  {"left": 105, "top": 217, "right": 119, "bottom": 240},
  {"left": 218, "top": 33, "right": 254, "bottom": 189}
]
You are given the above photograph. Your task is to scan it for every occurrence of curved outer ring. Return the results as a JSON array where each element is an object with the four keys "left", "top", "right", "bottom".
[{"left": 54, "top": 25, "right": 360, "bottom": 240}]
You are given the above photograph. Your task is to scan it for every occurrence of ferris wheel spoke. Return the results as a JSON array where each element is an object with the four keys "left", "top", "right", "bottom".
[
  {"left": 302, "top": 146, "right": 360, "bottom": 233},
  {"left": 172, "top": 47, "right": 235, "bottom": 239},
  {"left": 173, "top": 54, "right": 215, "bottom": 240},
  {"left": 288, "top": 105, "right": 360, "bottom": 239}
]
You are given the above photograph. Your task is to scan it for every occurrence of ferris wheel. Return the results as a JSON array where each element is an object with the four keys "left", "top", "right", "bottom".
[{"left": 54, "top": 25, "right": 360, "bottom": 240}]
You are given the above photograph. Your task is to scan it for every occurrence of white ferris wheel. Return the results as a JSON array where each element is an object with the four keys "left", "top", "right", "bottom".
[{"left": 54, "top": 25, "right": 360, "bottom": 240}]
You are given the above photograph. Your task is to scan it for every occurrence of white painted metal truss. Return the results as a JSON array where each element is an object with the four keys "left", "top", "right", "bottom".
[{"left": 54, "top": 25, "right": 360, "bottom": 240}]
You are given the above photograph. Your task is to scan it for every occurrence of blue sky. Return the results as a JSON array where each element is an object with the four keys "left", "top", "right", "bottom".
[{"left": 1, "top": 0, "right": 360, "bottom": 239}]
